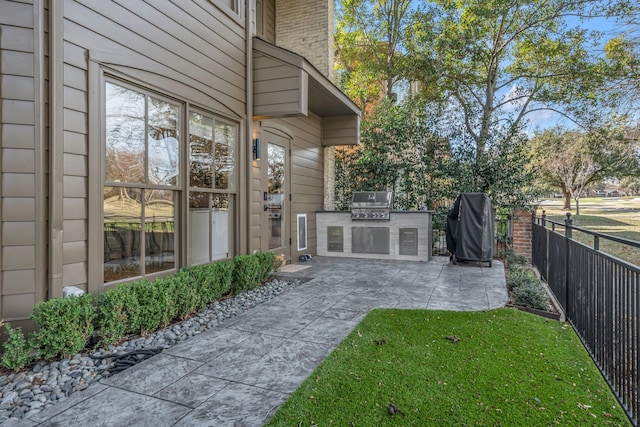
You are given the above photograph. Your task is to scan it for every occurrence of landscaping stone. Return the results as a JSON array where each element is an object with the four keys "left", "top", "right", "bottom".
[{"left": 0, "top": 278, "right": 302, "bottom": 421}]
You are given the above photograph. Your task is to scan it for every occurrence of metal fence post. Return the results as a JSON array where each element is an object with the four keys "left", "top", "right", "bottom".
[
  {"left": 565, "top": 212, "right": 573, "bottom": 315},
  {"left": 542, "top": 210, "right": 546, "bottom": 227}
]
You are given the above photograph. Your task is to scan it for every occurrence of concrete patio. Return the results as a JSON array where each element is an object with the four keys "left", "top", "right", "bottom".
[{"left": 19, "top": 256, "right": 507, "bottom": 426}]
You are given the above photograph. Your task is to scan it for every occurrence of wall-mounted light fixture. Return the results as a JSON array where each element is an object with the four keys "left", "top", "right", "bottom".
[{"left": 252, "top": 138, "right": 261, "bottom": 160}]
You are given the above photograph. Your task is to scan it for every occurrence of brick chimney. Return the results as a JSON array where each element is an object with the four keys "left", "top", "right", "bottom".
[{"left": 275, "top": 0, "right": 336, "bottom": 82}]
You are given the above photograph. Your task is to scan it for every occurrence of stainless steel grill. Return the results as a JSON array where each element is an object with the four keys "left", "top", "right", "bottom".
[{"left": 350, "top": 191, "right": 393, "bottom": 220}]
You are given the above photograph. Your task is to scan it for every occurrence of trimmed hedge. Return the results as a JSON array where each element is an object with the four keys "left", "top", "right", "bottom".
[
  {"left": 30, "top": 294, "right": 96, "bottom": 359},
  {"left": 232, "top": 255, "right": 262, "bottom": 293},
  {"left": 1, "top": 253, "right": 281, "bottom": 370}
]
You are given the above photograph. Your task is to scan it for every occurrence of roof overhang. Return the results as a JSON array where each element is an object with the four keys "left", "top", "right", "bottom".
[{"left": 253, "top": 38, "right": 361, "bottom": 145}]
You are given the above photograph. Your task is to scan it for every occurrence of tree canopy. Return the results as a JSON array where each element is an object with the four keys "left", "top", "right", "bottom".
[
  {"left": 529, "top": 121, "right": 640, "bottom": 212},
  {"left": 334, "top": 0, "right": 639, "bottom": 211}
]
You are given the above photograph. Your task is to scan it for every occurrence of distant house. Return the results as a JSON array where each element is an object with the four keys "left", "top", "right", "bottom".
[{"left": 0, "top": 0, "right": 360, "bottom": 324}]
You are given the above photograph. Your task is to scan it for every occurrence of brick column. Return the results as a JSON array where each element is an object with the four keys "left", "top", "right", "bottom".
[{"left": 512, "top": 209, "right": 533, "bottom": 262}]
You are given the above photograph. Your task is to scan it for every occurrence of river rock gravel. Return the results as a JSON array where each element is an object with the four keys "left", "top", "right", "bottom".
[{"left": 0, "top": 278, "right": 302, "bottom": 423}]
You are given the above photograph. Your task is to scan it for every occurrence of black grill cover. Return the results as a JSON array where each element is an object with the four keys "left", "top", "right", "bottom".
[{"left": 446, "top": 193, "right": 495, "bottom": 262}]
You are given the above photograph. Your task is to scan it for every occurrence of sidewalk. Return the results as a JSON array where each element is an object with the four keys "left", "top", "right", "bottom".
[{"left": 20, "top": 256, "right": 507, "bottom": 426}]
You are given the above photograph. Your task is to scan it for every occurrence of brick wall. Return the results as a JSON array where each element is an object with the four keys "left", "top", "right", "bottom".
[
  {"left": 512, "top": 209, "right": 533, "bottom": 262},
  {"left": 275, "top": 0, "right": 335, "bottom": 82}
]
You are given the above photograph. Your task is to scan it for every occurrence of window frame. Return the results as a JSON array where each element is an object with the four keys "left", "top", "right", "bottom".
[
  {"left": 187, "top": 107, "right": 239, "bottom": 266},
  {"left": 208, "top": 0, "right": 244, "bottom": 24},
  {"left": 101, "top": 77, "right": 240, "bottom": 285}
]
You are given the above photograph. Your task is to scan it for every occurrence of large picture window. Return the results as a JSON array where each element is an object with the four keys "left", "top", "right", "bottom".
[
  {"left": 103, "top": 80, "right": 238, "bottom": 282},
  {"left": 104, "top": 81, "right": 180, "bottom": 283}
]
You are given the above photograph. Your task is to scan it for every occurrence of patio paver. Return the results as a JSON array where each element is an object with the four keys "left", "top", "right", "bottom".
[{"left": 27, "top": 256, "right": 507, "bottom": 427}]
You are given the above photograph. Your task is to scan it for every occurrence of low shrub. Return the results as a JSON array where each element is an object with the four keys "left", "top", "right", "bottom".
[
  {"left": 1, "top": 253, "right": 267, "bottom": 370},
  {"left": 512, "top": 281, "right": 551, "bottom": 311},
  {"left": 505, "top": 248, "right": 528, "bottom": 266},
  {"left": 506, "top": 265, "right": 539, "bottom": 292},
  {"left": 233, "top": 255, "right": 262, "bottom": 293},
  {"left": 168, "top": 270, "right": 203, "bottom": 321},
  {"left": 0, "top": 322, "right": 31, "bottom": 371},
  {"left": 255, "top": 252, "right": 276, "bottom": 282},
  {"left": 94, "top": 283, "right": 141, "bottom": 347},
  {"left": 132, "top": 279, "right": 170, "bottom": 335},
  {"left": 30, "top": 294, "right": 96, "bottom": 359}
]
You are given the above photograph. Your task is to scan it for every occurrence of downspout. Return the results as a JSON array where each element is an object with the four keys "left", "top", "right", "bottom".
[
  {"left": 49, "top": 1, "right": 64, "bottom": 299},
  {"left": 244, "top": 0, "right": 253, "bottom": 254}
]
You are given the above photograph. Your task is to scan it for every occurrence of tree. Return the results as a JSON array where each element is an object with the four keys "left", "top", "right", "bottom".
[
  {"left": 335, "top": 99, "right": 451, "bottom": 210},
  {"left": 598, "top": 2, "right": 640, "bottom": 115},
  {"left": 335, "top": 0, "right": 418, "bottom": 112},
  {"left": 529, "top": 122, "right": 640, "bottom": 213},
  {"left": 407, "top": 0, "right": 631, "bottom": 157}
]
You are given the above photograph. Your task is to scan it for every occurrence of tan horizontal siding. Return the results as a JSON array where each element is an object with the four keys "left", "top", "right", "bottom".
[
  {"left": 65, "top": 1, "right": 245, "bottom": 113},
  {"left": 2, "top": 198, "right": 35, "bottom": 222},
  {"left": 3, "top": 270, "right": 36, "bottom": 295},
  {"left": 2, "top": 173, "right": 35, "bottom": 197},
  {"left": 64, "top": 241, "right": 87, "bottom": 264},
  {"left": 63, "top": 64, "right": 87, "bottom": 91},
  {"left": 2, "top": 222, "right": 36, "bottom": 246},
  {"left": 1, "top": 75, "right": 35, "bottom": 100},
  {"left": 1, "top": 50, "right": 35, "bottom": 76},
  {"left": 2, "top": 148, "right": 35, "bottom": 173},
  {"left": 0, "top": 1, "right": 34, "bottom": 27},
  {"left": 2, "top": 124, "right": 35, "bottom": 149},
  {"left": 264, "top": 0, "right": 275, "bottom": 43},
  {"left": 2, "top": 294, "right": 36, "bottom": 320},
  {"left": 63, "top": 130, "right": 86, "bottom": 155},
  {"left": 2, "top": 100, "right": 35, "bottom": 125},
  {"left": 62, "top": 262, "right": 87, "bottom": 288},
  {"left": 2, "top": 246, "right": 35, "bottom": 270},
  {"left": 63, "top": 220, "right": 86, "bottom": 243},
  {"left": 63, "top": 197, "right": 86, "bottom": 220},
  {"left": 64, "top": 175, "right": 86, "bottom": 197}
]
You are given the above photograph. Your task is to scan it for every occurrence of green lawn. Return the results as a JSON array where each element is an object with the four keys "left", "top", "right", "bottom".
[
  {"left": 540, "top": 197, "right": 640, "bottom": 266},
  {"left": 266, "top": 309, "right": 630, "bottom": 426}
]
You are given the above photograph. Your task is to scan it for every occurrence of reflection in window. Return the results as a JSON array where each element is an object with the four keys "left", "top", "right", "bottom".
[
  {"left": 148, "top": 97, "right": 179, "bottom": 186},
  {"left": 104, "top": 81, "right": 179, "bottom": 283},
  {"left": 190, "top": 193, "right": 231, "bottom": 264},
  {"left": 189, "top": 113, "right": 236, "bottom": 191},
  {"left": 145, "top": 189, "right": 176, "bottom": 274},
  {"left": 106, "top": 84, "right": 145, "bottom": 183},
  {"left": 103, "top": 186, "right": 175, "bottom": 282},
  {"left": 104, "top": 187, "right": 142, "bottom": 282},
  {"left": 105, "top": 82, "right": 180, "bottom": 186}
]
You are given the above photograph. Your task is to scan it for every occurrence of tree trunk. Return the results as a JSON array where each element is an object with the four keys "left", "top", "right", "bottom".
[
  {"left": 575, "top": 197, "right": 580, "bottom": 215},
  {"left": 563, "top": 190, "right": 571, "bottom": 210}
]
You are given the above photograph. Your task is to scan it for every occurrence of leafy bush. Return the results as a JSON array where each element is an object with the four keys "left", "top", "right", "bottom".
[
  {"left": 512, "top": 281, "right": 550, "bottom": 311},
  {"left": 131, "top": 279, "right": 169, "bottom": 335},
  {"left": 208, "top": 261, "right": 234, "bottom": 299},
  {"left": 506, "top": 265, "right": 539, "bottom": 292},
  {"left": 232, "top": 255, "right": 262, "bottom": 293},
  {"left": 1, "top": 322, "right": 31, "bottom": 371},
  {"left": 2, "top": 254, "right": 266, "bottom": 368},
  {"left": 168, "top": 270, "right": 202, "bottom": 321},
  {"left": 255, "top": 252, "right": 276, "bottom": 282},
  {"left": 95, "top": 283, "right": 141, "bottom": 347},
  {"left": 30, "top": 294, "right": 96, "bottom": 359},
  {"left": 505, "top": 249, "right": 528, "bottom": 266}
]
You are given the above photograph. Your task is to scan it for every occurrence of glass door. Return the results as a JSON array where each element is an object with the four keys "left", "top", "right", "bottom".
[{"left": 262, "top": 131, "right": 290, "bottom": 258}]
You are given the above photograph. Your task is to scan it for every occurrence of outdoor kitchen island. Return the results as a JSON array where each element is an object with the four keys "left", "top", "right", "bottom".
[{"left": 316, "top": 193, "right": 434, "bottom": 261}]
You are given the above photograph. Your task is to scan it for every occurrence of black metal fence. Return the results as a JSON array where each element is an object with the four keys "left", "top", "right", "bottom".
[
  {"left": 431, "top": 211, "right": 511, "bottom": 257},
  {"left": 532, "top": 213, "right": 640, "bottom": 426}
]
